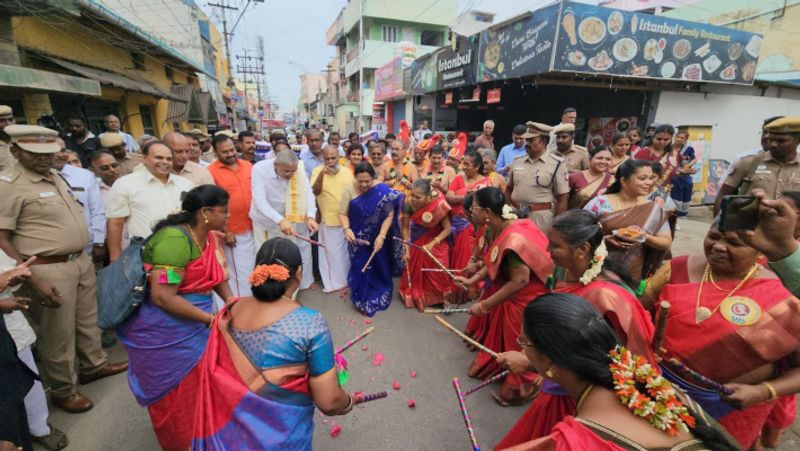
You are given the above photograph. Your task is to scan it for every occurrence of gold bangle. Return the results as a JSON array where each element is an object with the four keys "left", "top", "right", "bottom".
[{"left": 762, "top": 381, "right": 778, "bottom": 402}]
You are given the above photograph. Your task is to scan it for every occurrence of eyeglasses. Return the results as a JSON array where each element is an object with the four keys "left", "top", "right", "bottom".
[
  {"left": 207, "top": 207, "right": 229, "bottom": 216},
  {"left": 516, "top": 336, "right": 534, "bottom": 348},
  {"left": 96, "top": 162, "right": 120, "bottom": 171}
]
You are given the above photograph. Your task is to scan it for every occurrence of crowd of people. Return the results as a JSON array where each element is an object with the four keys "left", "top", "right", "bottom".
[{"left": 1, "top": 101, "right": 800, "bottom": 450}]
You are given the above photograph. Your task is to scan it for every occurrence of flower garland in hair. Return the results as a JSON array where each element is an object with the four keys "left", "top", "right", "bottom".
[
  {"left": 608, "top": 346, "right": 696, "bottom": 436},
  {"left": 579, "top": 240, "right": 608, "bottom": 285},
  {"left": 501, "top": 204, "right": 518, "bottom": 220},
  {"left": 248, "top": 264, "right": 290, "bottom": 287}
]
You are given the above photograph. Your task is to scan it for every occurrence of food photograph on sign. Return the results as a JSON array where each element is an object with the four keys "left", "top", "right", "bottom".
[{"left": 552, "top": 2, "right": 763, "bottom": 84}]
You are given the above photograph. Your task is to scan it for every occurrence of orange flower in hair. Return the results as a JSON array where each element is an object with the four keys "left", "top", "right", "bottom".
[{"left": 248, "top": 264, "right": 290, "bottom": 286}]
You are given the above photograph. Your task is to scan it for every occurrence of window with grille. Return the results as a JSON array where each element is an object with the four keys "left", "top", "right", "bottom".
[{"left": 382, "top": 25, "right": 397, "bottom": 43}]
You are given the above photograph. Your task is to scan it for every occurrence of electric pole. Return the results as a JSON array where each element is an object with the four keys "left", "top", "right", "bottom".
[
  {"left": 207, "top": 0, "right": 238, "bottom": 129},
  {"left": 236, "top": 48, "right": 265, "bottom": 131}
]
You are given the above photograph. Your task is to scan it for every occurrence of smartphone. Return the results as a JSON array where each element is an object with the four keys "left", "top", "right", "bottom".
[{"left": 719, "top": 195, "right": 759, "bottom": 232}]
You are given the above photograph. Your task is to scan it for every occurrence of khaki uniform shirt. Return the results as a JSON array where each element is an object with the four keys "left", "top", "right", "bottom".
[
  {"left": 174, "top": 160, "right": 215, "bottom": 186},
  {"left": 508, "top": 152, "right": 569, "bottom": 206},
  {"left": 0, "top": 165, "right": 89, "bottom": 256},
  {"left": 553, "top": 145, "right": 589, "bottom": 173},
  {"left": 118, "top": 153, "right": 142, "bottom": 175},
  {"left": 0, "top": 140, "right": 12, "bottom": 172},
  {"left": 723, "top": 151, "right": 800, "bottom": 198}
]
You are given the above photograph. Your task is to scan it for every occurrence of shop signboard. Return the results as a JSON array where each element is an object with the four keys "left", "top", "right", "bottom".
[
  {"left": 585, "top": 117, "right": 638, "bottom": 147},
  {"left": 409, "top": 53, "right": 438, "bottom": 95},
  {"left": 551, "top": 1, "right": 763, "bottom": 85},
  {"left": 487, "top": 88, "right": 501, "bottom": 104},
  {"left": 477, "top": 3, "right": 560, "bottom": 82},
  {"left": 375, "top": 57, "right": 405, "bottom": 101},
  {"left": 436, "top": 35, "right": 478, "bottom": 90}
]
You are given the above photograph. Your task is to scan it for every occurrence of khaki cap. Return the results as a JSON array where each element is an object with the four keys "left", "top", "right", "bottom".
[
  {"left": 0, "top": 105, "right": 12, "bottom": 116},
  {"left": 215, "top": 129, "right": 236, "bottom": 138},
  {"left": 190, "top": 128, "right": 209, "bottom": 138},
  {"left": 6, "top": 124, "right": 60, "bottom": 154},
  {"left": 764, "top": 116, "right": 800, "bottom": 134},
  {"left": 100, "top": 132, "right": 125, "bottom": 148},
  {"left": 521, "top": 121, "right": 553, "bottom": 139},
  {"left": 553, "top": 123, "right": 575, "bottom": 134}
]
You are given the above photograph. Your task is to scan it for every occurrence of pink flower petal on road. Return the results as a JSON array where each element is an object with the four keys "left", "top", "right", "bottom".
[
  {"left": 409, "top": 370, "right": 417, "bottom": 378},
  {"left": 407, "top": 399, "right": 416, "bottom": 408},
  {"left": 363, "top": 318, "right": 372, "bottom": 324},
  {"left": 372, "top": 353, "right": 384, "bottom": 366},
  {"left": 330, "top": 424, "right": 342, "bottom": 438},
  {"left": 361, "top": 345, "right": 369, "bottom": 351},
  {"left": 392, "top": 381, "right": 401, "bottom": 390}
]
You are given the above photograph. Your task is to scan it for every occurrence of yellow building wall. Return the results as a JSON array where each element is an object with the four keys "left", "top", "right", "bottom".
[{"left": 12, "top": 16, "right": 201, "bottom": 138}]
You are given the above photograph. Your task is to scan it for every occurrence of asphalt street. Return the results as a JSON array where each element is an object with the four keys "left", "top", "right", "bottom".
[{"left": 34, "top": 218, "right": 800, "bottom": 450}]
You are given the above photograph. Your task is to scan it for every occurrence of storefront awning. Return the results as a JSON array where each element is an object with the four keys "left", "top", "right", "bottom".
[
  {"left": 45, "top": 56, "right": 181, "bottom": 100},
  {"left": 166, "top": 84, "right": 204, "bottom": 124},
  {"left": 0, "top": 63, "right": 101, "bottom": 96}
]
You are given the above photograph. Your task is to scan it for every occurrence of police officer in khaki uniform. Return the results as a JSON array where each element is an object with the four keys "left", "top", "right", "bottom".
[
  {"left": 0, "top": 105, "right": 15, "bottom": 172},
  {"left": 100, "top": 132, "right": 141, "bottom": 175},
  {"left": 0, "top": 125, "right": 127, "bottom": 413},
  {"left": 716, "top": 116, "right": 800, "bottom": 215},
  {"left": 551, "top": 123, "right": 589, "bottom": 173},
  {"left": 507, "top": 122, "right": 569, "bottom": 231}
]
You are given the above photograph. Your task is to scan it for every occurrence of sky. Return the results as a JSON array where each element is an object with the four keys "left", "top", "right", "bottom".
[{"left": 201, "top": 0, "right": 561, "bottom": 114}]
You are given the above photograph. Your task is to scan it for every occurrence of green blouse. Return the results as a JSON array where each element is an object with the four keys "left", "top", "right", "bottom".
[{"left": 143, "top": 226, "right": 201, "bottom": 269}]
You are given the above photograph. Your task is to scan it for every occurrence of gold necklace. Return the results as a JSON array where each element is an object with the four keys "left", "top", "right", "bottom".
[
  {"left": 694, "top": 263, "right": 759, "bottom": 324},
  {"left": 186, "top": 225, "right": 205, "bottom": 250},
  {"left": 576, "top": 383, "right": 594, "bottom": 412}
]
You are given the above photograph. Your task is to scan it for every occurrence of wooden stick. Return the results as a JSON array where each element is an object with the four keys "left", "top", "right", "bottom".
[
  {"left": 394, "top": 237, "right": 468, "bottom": 290},
  {"left": 652, "top": 301, "right": 671, "bottom": 353},
  {"left": 453, "top": 377, "right": 481, "bottom": 451},
  {"left": 463, "top": 370, "right": 509, "bottom": 397},
  {"left": 353, "top": 238, "right": 371, "bottom": 246},
  {"left": 336, "top": 327, "right": 375, "bottom": 355},
  {"left": 361, "top": 247, "right": 380, "bottom": 272},
  {"left": 295, "top": 235, "right": 326, "bottom": 248},
  {"left": 434, "top": 315, "right": 498, "bottom": 359},
  {"left": 423, "top": 307, "right": 470, "bottom": 314},
  {"left": 422, "top": 268, "right": 465, "bottom": 272},
  {"left": 353, "top": 391, "right": 388, "bottom": 405},
  {"left": 664, "top": 358, "right": 733, "bottom": 396}
]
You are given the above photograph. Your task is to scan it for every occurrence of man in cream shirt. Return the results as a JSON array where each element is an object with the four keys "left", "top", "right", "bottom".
[
  {"left": 105, "top": 141, "right": 194, "bottom": 262},
  {"left": 250, "top": 146, "right": 318, "bottom": 290}
]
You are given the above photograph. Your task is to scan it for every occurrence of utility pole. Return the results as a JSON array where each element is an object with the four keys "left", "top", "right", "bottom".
[
  {"left": 358, "top": 0, "right": 364, "bottom": 133},
  {"left": 208, "top": 0, "right": 238, "bottom": 129},
  {"left": 236, "top": 48, "right": 265, "bottom": 131}
]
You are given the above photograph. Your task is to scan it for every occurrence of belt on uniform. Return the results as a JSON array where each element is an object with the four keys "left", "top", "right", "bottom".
[
  {"left": 27, "top": 252, "right": 82, "bottom": 265},
  {"left": 525, "top": 202, "right": 553, "bottom": 212}
]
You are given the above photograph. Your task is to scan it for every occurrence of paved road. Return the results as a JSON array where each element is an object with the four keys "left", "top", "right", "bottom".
[{"left": 36, "top": 218, "right": 800, "bottom": 450}]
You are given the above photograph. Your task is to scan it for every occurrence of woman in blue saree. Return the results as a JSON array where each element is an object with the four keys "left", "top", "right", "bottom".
[
  {"left": 192, "top": 238, "right": 355, "bottom": 449},
  {"left": 338, "top": 162, "right": 404, "bottom": 317}
]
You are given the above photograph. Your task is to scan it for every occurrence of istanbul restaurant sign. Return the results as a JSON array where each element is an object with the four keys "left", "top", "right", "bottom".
[{"left": 409, "top": 0, "right": 763, "bottom": 94}]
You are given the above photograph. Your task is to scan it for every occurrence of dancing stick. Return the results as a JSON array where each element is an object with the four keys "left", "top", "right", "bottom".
[
  {"left": 422, "top": 268, "right": 465, "bottom": 272},
  {"left": 453, "top": 377, "right": 481, "bottom": 451},
  {"left": 434, "top": 315, "right": 498, "bottom": 359},
  {"left": 295, "top": 234, "right": 326, "bottom": 248},
  {"left": 423, "top": 307, "right": 470, "bottom": 314},
  {"left": 393, "top": 237, "right": 468, "bottom": 290},
  {"left": 652, "top": 301, "right": 671, "bottom": 353},
  {"left": 354, "top": 391, "right": 388, "bottom": 405},
  {"left": 353, "top": 238, "right": 371, "bottom": 246},
  {"left": 665, "top": 358, "right": 733, "bottom": 396},
  {"left": 463, "top": 370, "right": 510, "bottom": 397},
  {"left": 361, "top": 247, "right": 380, "bottom": 273},
  {"left": 336, "top": 327, "right": 375, "bottom": 355}
]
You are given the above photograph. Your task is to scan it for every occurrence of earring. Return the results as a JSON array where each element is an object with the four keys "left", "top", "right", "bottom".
[
  {"left": 545, "top": 367, "right": 554, "bottom": 378},
  {"left": 203, "top": 214, "right": 209, "bottom": 224}
]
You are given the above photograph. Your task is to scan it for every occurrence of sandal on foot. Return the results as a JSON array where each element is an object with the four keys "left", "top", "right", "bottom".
[
  {"left": 491, "top": 390, "right": 536, "bottom": 407},
  {"left": 34, "top": 425, "right": 68, "bottom": 450}
]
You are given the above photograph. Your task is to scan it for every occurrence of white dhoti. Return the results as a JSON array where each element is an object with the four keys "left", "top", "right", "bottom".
[
  {"left": 254, "top": 221, "right": 314, "bottom": 290},
  {"left": 223, "top": 229, "right": 256, "bottom": 298},
  {"left": 19, "top": 347, "right": 51, "bottom": 437},
  {"left": 318, "top": 224, "right": 350, "bottom": 292}
]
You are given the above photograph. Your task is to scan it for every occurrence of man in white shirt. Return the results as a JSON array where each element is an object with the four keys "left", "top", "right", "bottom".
[
  {"left": 105, "top": 142, "right": 194, "bottom": 262},
  {"left": 98, "top": 115, "right": 139, "bottom": 153},
  {"left": 163, "top": 132, "right": 215, "bottom": 186},
  {"left": 414, "top": 120, "right": 432, "bottom": 143},
  {"left": 53, "top": 140, "right": 106, "bottom": 260},
  {"left": 250, "top": 148, "right": 318, "bottom": 290}
]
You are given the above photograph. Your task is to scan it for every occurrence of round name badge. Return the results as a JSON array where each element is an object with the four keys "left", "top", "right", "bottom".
[
  {"left": 720, "top": 296, "right": 762, "bottom": 326},
  {"left": 421, "top": 212, "right": 433, "bottom": 223},
  {"left": 490, "top": 246, "right": 500, "bottom": 263}
]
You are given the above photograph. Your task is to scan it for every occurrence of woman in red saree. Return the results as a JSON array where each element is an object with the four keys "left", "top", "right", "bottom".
[
  {"left": 399, "top": 179, "right": 453, "bottom": 310},
  {"left": 117, "top": 185, "right": 233, "bottom": 450},
  {"left": 496, "top": 209, "right": 656, "bottom": 449},
  {"left": 567, "top": 146, "right": 614, "bottom": 209},
  {"left": 447, "top": 152, "right": 494, "bottom": 289},
  {"left": 456, "top": 187, "right": 553, "bottom": 405},
  {"left": 640, "top": 223, "right": 800, "bottom": 449},
  {"left": 608, "top": 132, "right": 631, "bottom": 175},
  {"left": 500, "top": 293, "right": 738, "bottom": 451}
]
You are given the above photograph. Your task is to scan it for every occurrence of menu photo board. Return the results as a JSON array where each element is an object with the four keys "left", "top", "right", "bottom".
[
  {"left": 551, "top": 2, "right": 763, "bottom": 84},
  {"left": 477, "top": 3, "right": 559, "bottom": 82},
  {"left": 585, "top": 117, "right": 638, "bottom": 148},
  {"left": 409, "top": 53, "right": 438, "bottom": 95}
]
